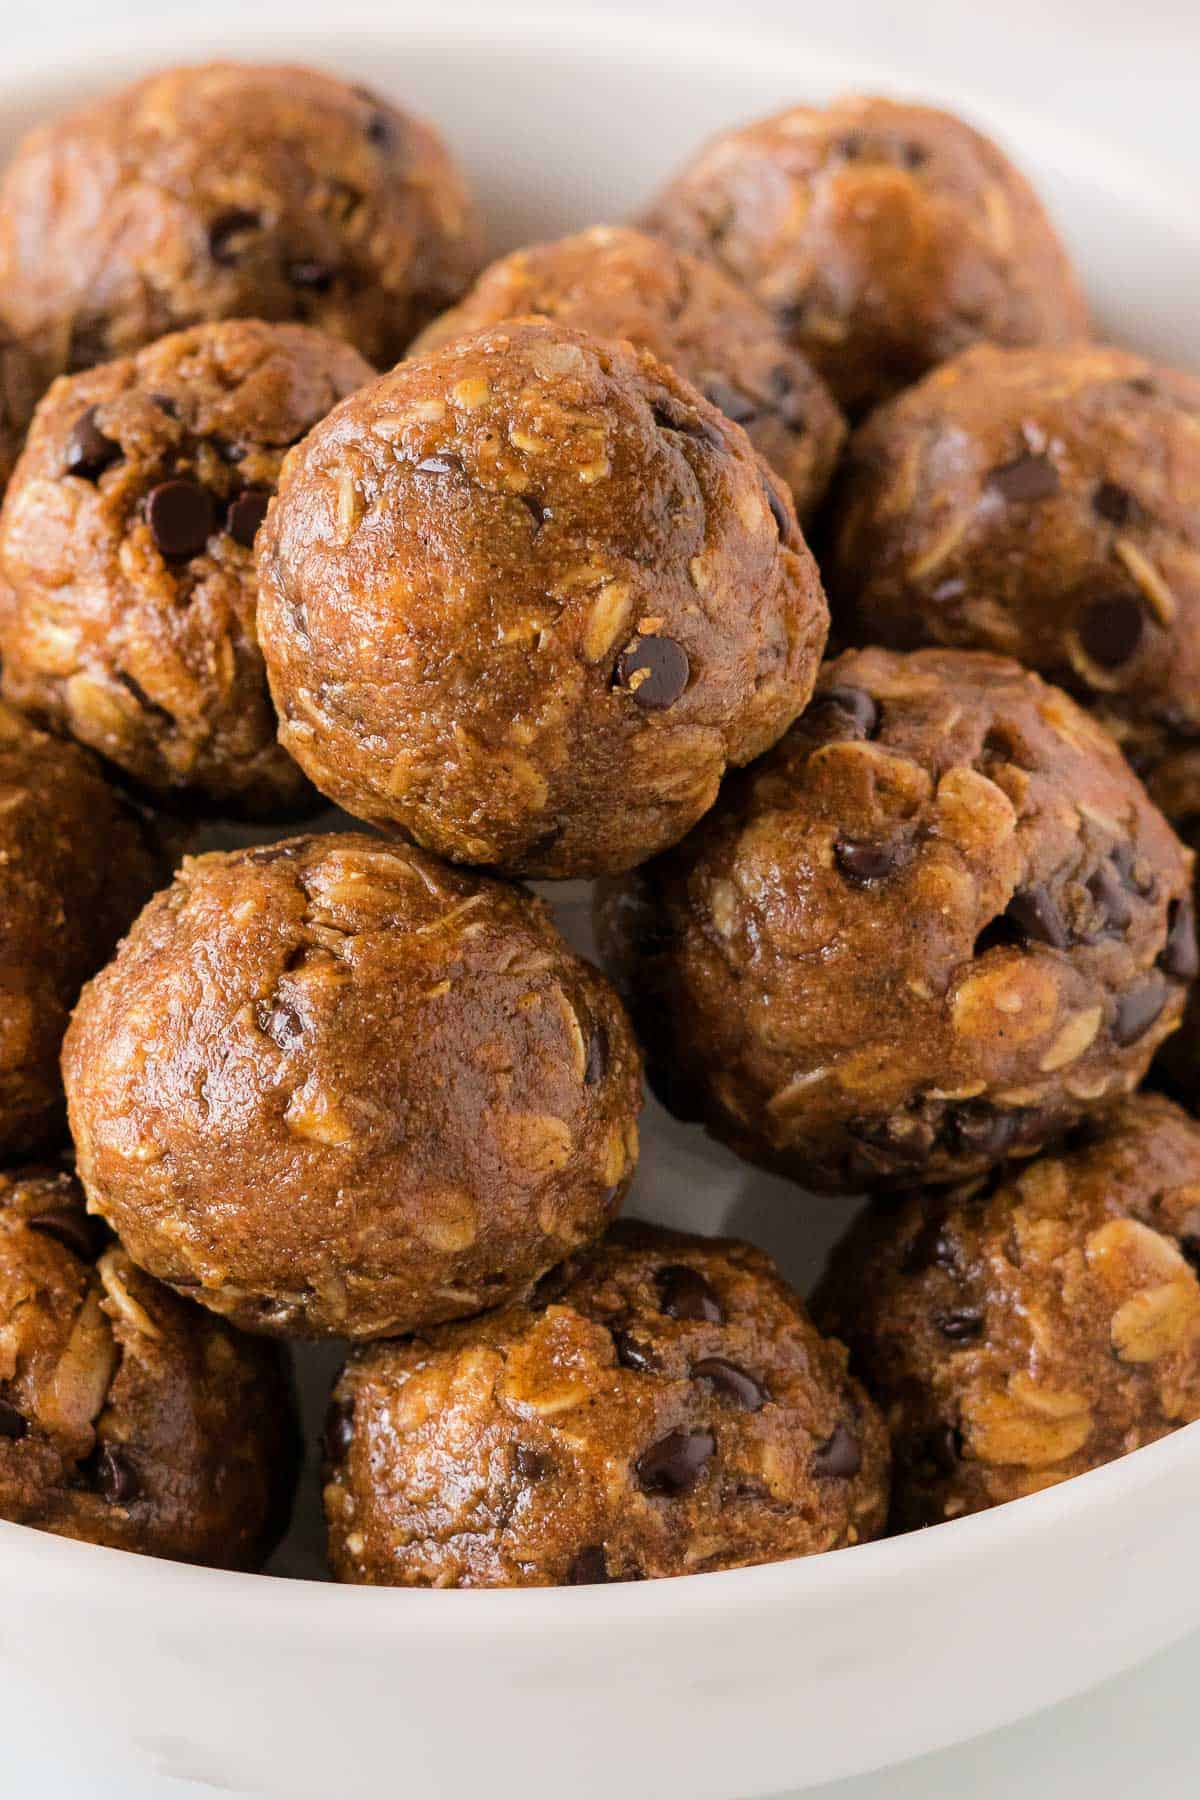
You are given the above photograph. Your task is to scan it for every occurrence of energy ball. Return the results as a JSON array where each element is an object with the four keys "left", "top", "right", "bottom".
[
  {"left": 642, "top": 95, "right": 1086, "bottom": 414},
  {"left": 596, "top": 648, "right": 1195, "bottom": 1193},
  {"left": 0, "top": 1166, "right": 296, "bottom": 1567},
  {"left": 815, "top": 1095, "right": 1200, "bottom": 1527},
  {"left": 0, "top": 61, "right": 481, "bottom": 385},
  {"left": 411, "top": 225, "right": 846, "bottom": 522},
  {"left": 256, "top": 318, "right": 828, "bottom": 877},
  {"left": 324, "top": 1220, "right": 888, "bottom": 1587},
  {"left": 0, "top": 702, "right": 163, "bottom": 1157},
  {"left": 830, "top": 344, "right": 1200, "bottom": 825},
  {"left": 63, "top": 834, "right": 642, "bottom": 1340},
  {"left": 0, "top": 320, "right": 372, "bottom": 814}
]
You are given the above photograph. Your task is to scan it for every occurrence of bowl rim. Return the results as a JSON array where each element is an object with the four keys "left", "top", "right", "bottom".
[{"left": 2, "top": 3, "right": 1198, "bottom": 1630}]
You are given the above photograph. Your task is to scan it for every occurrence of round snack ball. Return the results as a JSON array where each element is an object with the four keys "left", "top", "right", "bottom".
[
  {"left": 0, "top": 61, "right": 482, "bottom": 387},
  {"left": 0, "top": 702, "right": 164, "bottom": 1157},
  {"left": 256, "top": 318, "right": 829, "bottom": 877},
  {"left": 815, "top": 1094, "right": 1200, "bottom": 1527},
  {"left": 62, "top": 833, "right": 642, "bottom": 1340},
  {"left": 595, "top": 648, "right": 1196, "bottom": 1194},
  {"left": 0, "top": 320, "right": 372, "bottom": 814},
  {"left": 831, "top": 344, "right": 1200, "bottom": 826},
  {"left": 411, "top": 225, "right": 846, "bottom": 523},
  {"left": 641, "top": 95, "right": 1086, "bottom": 414},
  {"left": 0, "top": 1166, "right": 296, "bottom": 1567},
  {"left": 324, "top": 1220, "right": 888, "bottom": 1587}
]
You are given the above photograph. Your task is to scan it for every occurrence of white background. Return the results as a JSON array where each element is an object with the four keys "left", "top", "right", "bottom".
[{"left": 10, "top": 1, "right": 1200, "bottom": 1794}]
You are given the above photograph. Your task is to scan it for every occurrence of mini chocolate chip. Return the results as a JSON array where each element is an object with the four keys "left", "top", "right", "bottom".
[
  {"left": 834, "top": 838, "right": 901, "bottom": 885},
  {"left": 518, "top": 493, "right": 550, "bottom": 528},
  {"left": 986, "top": 454, "right": 1060, "bottom": 504},
  {"left": 920, "top": 1424, "right": 963, "bottom": 1476},
  {"left": 227, "top": 488, "right": 270, "bottom": 549},
  {"left": 64, "top": 406, "right": 121, "bottom": 480},
  {"left": 149, "top": 393, "right": 179, "bottom": 420},
  {"left": 814, "top": 685, "right": 879, "bottom": 739},
  {"left": 1004, "top": 884, "right": 1069, "bottom": 949},
  {"left": 92, "top": 1445, "right": 139, "bottom": 1505},
  {"left": 635, "top": 1428, "right": 715, "bottom": 1496},
  {"left": 657, "top": 1265, "right": 723, "bottom": 1323},
  {"left": 703, "top": 378, "right": 757, "bottom": 425},
  {"left": 1161, "top": 896, "right": 1199, "bottom": 981},
  {"left": 763, "top": 478, "right": 790, "bottom": 537},
  {"left": 0, "top": 1400, "right": 27, "bottom": 1440},
  {"left": 147, "top": 480, "right": 216, "bottom": 560},
  {"left": 584, "top": 1026, "right": 609, "bottom": 1086},
  {"left": 612, "top": 1328, "right": 657, "bottom": 1373},
  {"left": 946, "top": 1104, "right": 1025, "bottom": 1161},
  {"left": 566, "top": 1544, "right": 610, "bottom": 1585},
  {"left": 1078, "top": 595, "right": 1145, "bottom": 668},
  {"left": 1093, "top": 480, "right": 1133, "bottom": 524},
  {"left": 26, "top": 1207, "right": 106, "bottom": 1262},
  {"left": 1086, "top": 861, "right": 1133, "bottom": 935},
  {"left": 936, "top": 1309, "right": 984, "bottom": 1343},
  {"left": 257, "top": 999, "right": 303, "bottom": 1050},
  {"left": 366, "top": 111, "right": 395, "bottom": 149},
  {"left": 288, "top": 260, "right": 335, "bottom": 291},
  {"left": 615, "top": 637, "right": 690, "bottom": 711},
  {"left": 1112, "top": 979, "right": 1167, "bottom": 1046},
  {"left": 902, "top": 1217, "right": 957, "bottom": 1274},
  {"left": 902, "top": 141, "right": 929, "bottom": 168},
  {"left": 692, "top": 1356, "right": 765, "bottom": 1411},
  {"left": 323, "top": 1398, "right": 354, "bottom": 1460},
  {"left": 514, "top": 1444, "right": 551, "bottom": 1481},
  {"left": 208, "top": 207, "right": 262, "bottom": 264},
  {"left": 811, "top": 1423, "right": 861, "bottom": 1479}
]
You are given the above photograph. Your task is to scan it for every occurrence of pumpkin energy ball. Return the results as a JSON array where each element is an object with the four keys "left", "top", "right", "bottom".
[
  {"left": 0, "top": 318, "right": 371, "bottom": 815},
  {"left": 324, "top": 1220, "right": 888, "bottom": 1587},
  {"left": 0, "top": 702, "right": 163, "bottom": 1157},
  {"left": 411, "top": 224, "right": 846, "bottom": 522},
  {"left": 830, "top": 344, "right": 1200, "bottom": 825},
  {"left": 815, "top": 1095, "right": 1200, "bottom": 1528},
  {"left": 596, "top": 648, "right": 1195, "bottom": 1193},
  {"left": 0, "top": 1166, "right": 296, "bottom": 1567},
  {"left": 62, "top": 834, "right": 642, "bottom": 1340},
  {"left": 642, "top": 95, "right": 1087, "bottom": 414},
  {"left": 256, "top": 317, "right": 828, "bottom": 876},
  {"left": 0, "top": 61, "right": 482, "bottom": 384}
]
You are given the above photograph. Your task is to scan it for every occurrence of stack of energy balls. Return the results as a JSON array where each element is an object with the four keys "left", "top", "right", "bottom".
[{"left": 0, "top": 67, "right": 1195, "bottom": 1585}]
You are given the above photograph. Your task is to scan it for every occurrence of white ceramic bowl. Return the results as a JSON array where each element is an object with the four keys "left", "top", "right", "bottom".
[{"left": 3, "top": 12, "right": 1200, "bottom": 1799}]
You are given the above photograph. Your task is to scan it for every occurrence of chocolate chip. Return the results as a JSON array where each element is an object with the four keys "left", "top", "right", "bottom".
[
  {"left": 612, "top": 1328, "right": 657, "bottom": 1373},
  {"left": 935, "top": 1309, "right": 984, "bottom": 1343},
  {"left": 227, "top": 488, "right": 270, "bottom": 549},
  {"left": 811, "top": 1423, "right": 861, "bottom": 1479},
  {"left": 518, "top": 494, "right": 549, "bottom": 528},
  {"left": 150, "top": 393, "right": 179, "bottom": 420},
  {"left": 528, "top": 1264, "right": 570, "bottom": 1310},
  {"left": 902, "top": 1217, "right": 957, "bottom": 1274},
  {"left": 763, "top": 478, "right": 790, "bottom": 538},
  {"left": 635, "top": 1428, "right": 715, "bottom": 1496},
  {"left": 834, "top": 839, "right": 901, "bottom": 885},
  {"left": 692, "top": 1357, "right": 766, "bottom": 1411},
  {"left": 919, "top": 1424, "right": 963, "bottom": 1476},
  {"left": 703, "top": 378, "right": 757, "bottom": 425},
  {"left": 1112, "top": 979, "right": 1167, "bottom": 1046},
  {"left": 257, "top": 999, "right": 303, "bottom": 1050},
  {"left": 986, "top": 454, "right": 1060, "bottom": 504},
  {"left": 26, "top": 1207, "right": 106, "bottom": 1262},
  {"left": 657, "top": 1264, "right": 723, "bottom": 1323},
  {"left": 814, "top": 686, "right": 879, "bottom": 739},
  {"left": 288, "top": 260, "right": 335, "bottom": 292},
  {"left": 1161, "top": 896, "right": 1199, "bottom": 981},
  {"left": 1004, "top": 884, "right": 1068, "bottom": 949},
  {"left": 615, "top": 637, "right": 690, "bottom": 711},
  {"left": 0, "top": 1400, "right": 27, "bottom": 1440},
  {"left": 208, "top": 207, "right": 262, "bottom": 264},
  {"left": 566, "top": 1544, "right": 610, "bottom": 1585},
  {"left": 366, "top": 111, "right": 395, "bottom": 149},
  {"left": 92, "top": 1445, "right": 139, "bottom": 1505},
  {"left": 147, "top": 480, "right": 216, "bottom": 560},
  {"left": 584, "top": 1026, "right": 609, "bottom": 1086},
  {"left": 323, "top": 1398, "right": 354, "bottom": 1460},
  {"left": 64, "top": 406, "right": 121, "bottom": 480},
  {"left": 945, "top": 1104, "right": 1025, "bottom": 1161},
  {"left": 1078, "top": 595, "right": 1145, "bottom": 668},
  {"left": 514, "top": 1444, "right": 551, "bottom": 1481},
  {"left": 1086, "top": 861, "right": 1133, "bottom": 935},
  {"left": 1093, "top": 480, "right": 1133, "bottom": 524}
]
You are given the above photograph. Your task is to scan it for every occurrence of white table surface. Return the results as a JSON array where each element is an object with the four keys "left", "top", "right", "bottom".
[{"left": 11, "top": 1, "right": 1200, "bottom": 1794}]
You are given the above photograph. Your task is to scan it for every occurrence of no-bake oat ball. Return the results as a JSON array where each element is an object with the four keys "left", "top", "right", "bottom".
[
  {"left": 0, "top": 702, "right": 163, "bottom": 1158},
  {"left": 596, "top": 648, "right": 1195, "bottom": 1193},
  {"left": 411, "top": 225, "right": 846, "bottom": 522},
  {"left": 62, "top": 834, "right": 642, "bottom": 1340},
  {"left": 815, "top": 1094, "right": 1200, "bottom": 1526},
  {"left": 642, "top": 95, "right": 1087, "bottom": 414},
  {"left": 0, "top": 1167, "right": 296, "bottom": 1567},
  {"left": 830, "top": 344, "right": 1200, "bottom": 825},
  {"left": 324, "top": 1220, "right": 888, "bottom": 1587},
  {"left": 0, "top": 61, "right": 481, "bottom": 387},
  {"left": 0, "top": 319, "right": 372, "bottom": 813},
  {"left": 256, "top": 317, "right": 828, "bottom": 876}
]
